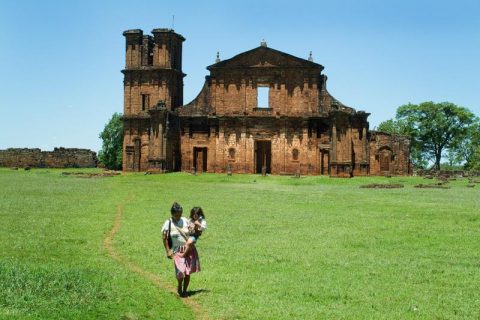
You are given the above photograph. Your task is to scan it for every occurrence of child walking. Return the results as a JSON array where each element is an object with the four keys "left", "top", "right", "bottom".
[{"left": 180, "top": 207, "right": 207, "bottom": 258}]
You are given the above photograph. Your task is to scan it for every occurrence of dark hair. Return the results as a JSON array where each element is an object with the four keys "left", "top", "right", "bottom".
[
  {"left": 170, "top": 202, "right": 183, "bottom": 215},
  {"left": 190, "top": 207, "right": 205, "bottom": 219}
]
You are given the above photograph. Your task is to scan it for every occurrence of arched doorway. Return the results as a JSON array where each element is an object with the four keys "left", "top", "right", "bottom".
[{"left": 378, "top": 147, "right": 393, "bottom": 173}]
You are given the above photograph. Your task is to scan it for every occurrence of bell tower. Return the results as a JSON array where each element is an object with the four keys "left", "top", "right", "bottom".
[
  {"left": 151, "top": 28, "right": 185, "bottom": 110},
  {"left": 122, "top": 28, "right": 185, "bottom": 172}
]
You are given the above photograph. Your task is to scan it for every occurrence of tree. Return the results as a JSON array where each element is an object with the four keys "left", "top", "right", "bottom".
[
  {"left": 467, "top": 147, "right": 480, "bottom": 171},
  {"left": 377, "top": 119, "right": 409, "bottom": 136},
  {"left": 453, "top": 121, "right": 480, "bottom": 170},
  {"left": 99, "top": 113, "right": 123, "bottom": 170},
  {"left": 378, "top": 102, "right": 478, "bottom": 170}
]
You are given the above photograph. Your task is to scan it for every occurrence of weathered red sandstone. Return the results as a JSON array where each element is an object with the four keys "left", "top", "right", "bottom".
[
  {"left": 0, "top": 148, "right": 97, "bottom": 168},
  {"left": 122, "top": 28, "right": 410, "bottom": 176}
]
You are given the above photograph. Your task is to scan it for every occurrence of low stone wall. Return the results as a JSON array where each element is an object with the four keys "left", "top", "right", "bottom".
[
  {"left": 0, "top": 148, "right": 98, "bottom": 168},
  {"left": 415, "top": 169, "right": 480, "bottom": 177}
]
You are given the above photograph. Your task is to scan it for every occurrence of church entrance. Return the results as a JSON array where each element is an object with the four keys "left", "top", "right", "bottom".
[
  {"left": 193, "top": 147, "right": 207, "bottom": 172},
  {"left": 378, "top": 147, "right": 393, "bottom": 173},
  {"left": 255, "top": 140, "right": 271, "bottom": 174}
]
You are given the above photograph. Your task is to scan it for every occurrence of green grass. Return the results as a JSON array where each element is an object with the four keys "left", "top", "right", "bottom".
[{"left": 1, "top": 168, "right": 479, "bottom": 319}]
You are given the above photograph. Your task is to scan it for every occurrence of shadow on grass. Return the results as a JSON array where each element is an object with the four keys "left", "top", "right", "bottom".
[{"left": 187, "top": 288, "right": 210, "bottom": 297}]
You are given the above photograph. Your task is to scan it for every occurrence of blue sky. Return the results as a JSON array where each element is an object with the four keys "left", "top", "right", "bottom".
[{"left": 1, "top": 0, "right": 479, "bottom": 152}]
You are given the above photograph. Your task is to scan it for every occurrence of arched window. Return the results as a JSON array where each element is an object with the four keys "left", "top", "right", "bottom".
[
  {"left": 141, "top": 94, "right": 150, "bottom": 111},
  {"left": 228, "top": 148, "right": 235, "bottom": 159},
  {"left": 292, "top": 148, "right": 299, "bottom": 161}
]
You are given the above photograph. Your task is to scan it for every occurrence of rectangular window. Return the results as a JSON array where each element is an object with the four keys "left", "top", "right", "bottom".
[
  {"left": 141, "top": 94, "right": 150, "bottom": 111},
  {"left": 257, "top": 87, "right": 269, "bottom": 108}
]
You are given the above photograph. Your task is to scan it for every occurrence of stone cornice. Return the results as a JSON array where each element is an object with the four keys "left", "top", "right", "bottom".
[
  {"left": 122, "top": 68, "right": 186, "bottom": 78},
  {"left": 122, "top": 114, "right": 151, "bottom": 120}
]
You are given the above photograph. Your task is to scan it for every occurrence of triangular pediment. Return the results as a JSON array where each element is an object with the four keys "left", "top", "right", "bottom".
[{"left": 207, "top": 46, "right": 323, "bottom": 70}]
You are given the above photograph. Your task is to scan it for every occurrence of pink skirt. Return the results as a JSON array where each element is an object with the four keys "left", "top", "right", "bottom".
[{"left": 173, "top": 246, "right": 200, "bottom": 279}]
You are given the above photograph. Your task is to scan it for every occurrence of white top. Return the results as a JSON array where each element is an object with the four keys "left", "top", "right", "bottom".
[
  {"left": 161, "top": 217, "right": 189, "bottom": 249},
  {"left": 189, "top": 217, "right": 207, "bottom": 232}
]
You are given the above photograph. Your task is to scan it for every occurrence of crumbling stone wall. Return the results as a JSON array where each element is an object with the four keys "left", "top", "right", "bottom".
[
  {"left": 0, "top": 148, "right": 97, "bottom": 168},
  {"left": 122, "top": 27, "right": 411, "bottom": 176},
  {"left": 369, "top": 132, "right": 410, "bottom": 175},
  {"left": 122, "top": 28, "right": 185, "bottom": 172},
  {"left": 180, "top": 118, "right": 324, "bottom": 175}
]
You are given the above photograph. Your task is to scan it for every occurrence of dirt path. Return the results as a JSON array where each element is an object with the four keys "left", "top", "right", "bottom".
[{"left": 103, "top": 195, "right": 209, "bottom": 320}]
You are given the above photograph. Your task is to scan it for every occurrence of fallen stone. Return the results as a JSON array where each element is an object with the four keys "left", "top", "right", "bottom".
[
  {"left": 414, "top": 183, "right": 450, "bottom": 189},
  {"left": 360, "top": 183, "right": 404, "bottom": 189}
]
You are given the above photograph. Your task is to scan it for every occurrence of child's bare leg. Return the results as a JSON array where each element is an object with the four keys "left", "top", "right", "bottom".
[{"left": 180, "top": 239, "right": 193, "bottom": 257}]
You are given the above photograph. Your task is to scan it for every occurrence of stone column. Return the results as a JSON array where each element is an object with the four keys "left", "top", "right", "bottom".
[
  {"left": 158, "top": 122, "right": 164, "bottom": 158},
  {"left": 217, "top": 120, "right": 225, "bottom": 172},
  {"left": 281, "top": 120, "right": 287, "bottom": 173},
  {"left": 210, "top": 126, "right": 217, "bottom": 172},
  {"left": 302, "top": 121, "right": 309, "bottom": 174},
  {"left": 331, "top": 122, "right": 337, "bottom": 162},
  {"left": 347, "top": 126, "right": 352, "bottom": 161},
  {"left": 362, "top": 126, "right": 367, "bottom": 162},
  {"left": 241, "top": 120, "right": 247, "bottom": 173}
]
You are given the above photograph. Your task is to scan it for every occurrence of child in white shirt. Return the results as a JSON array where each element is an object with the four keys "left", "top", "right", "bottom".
[{"left": 180, "top": 207, "right": 207, "bottom": 258}]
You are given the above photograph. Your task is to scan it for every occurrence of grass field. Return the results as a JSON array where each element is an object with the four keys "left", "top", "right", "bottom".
[{"left": 0, "top": 168, "right": 479, "bottom": 319}]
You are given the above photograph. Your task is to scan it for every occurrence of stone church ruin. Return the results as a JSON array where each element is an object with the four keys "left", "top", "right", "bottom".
[{"left": 122, "top": 28, "right": 410, "bottom": 177}]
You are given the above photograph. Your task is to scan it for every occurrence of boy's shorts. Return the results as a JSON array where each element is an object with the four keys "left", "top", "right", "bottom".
[{"left": 188, "top": 235, "right": 197, "bottom": 243}]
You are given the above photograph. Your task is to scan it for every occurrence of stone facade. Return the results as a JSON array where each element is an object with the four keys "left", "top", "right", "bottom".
[
  {"left": 122, "top": 28, "right": 410, "bottom": 176},
  {"left": 0, "top": 148, "right": 98, "bottom": 168},
  {"left": 369, "top": 132, "right": 411, "bottom": 176}
]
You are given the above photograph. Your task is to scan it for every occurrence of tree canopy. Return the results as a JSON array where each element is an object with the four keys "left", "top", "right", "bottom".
[
  {"left": 377, "top": 118, "right": 410, "bottom": 136},
  {"left": 98, "top": 113, "right": 123, "bottom": 170},
  {"left": 451, "top": 121, "right": 480, "bottom": 170},
  {"left": 377, "top": 102, "right": 479, "bottom": 170}
]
